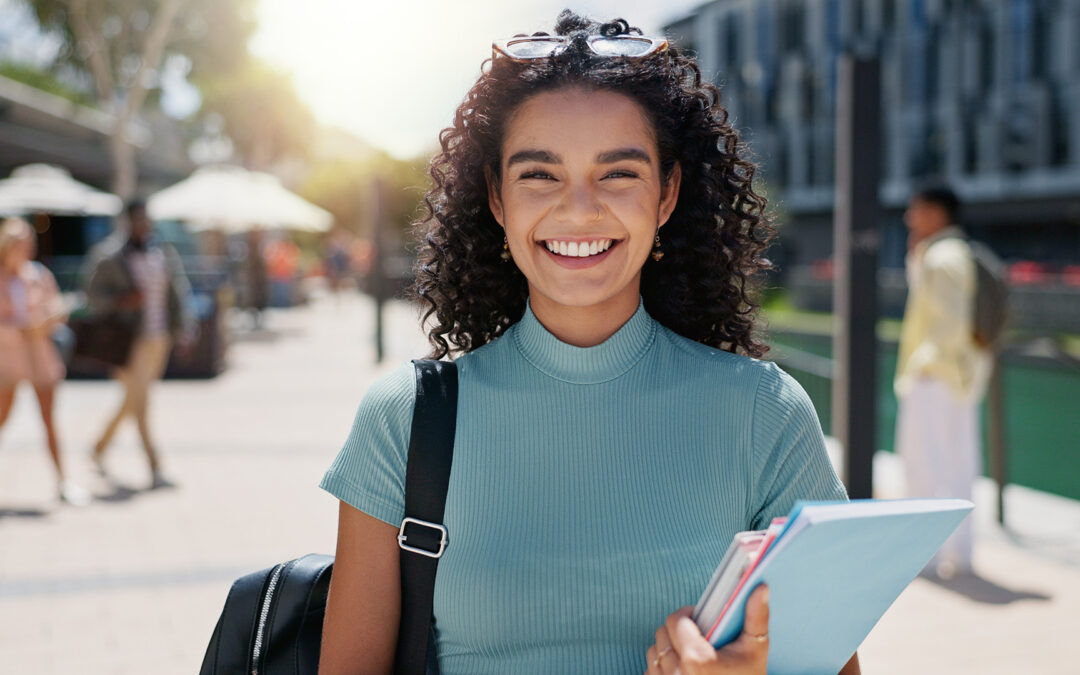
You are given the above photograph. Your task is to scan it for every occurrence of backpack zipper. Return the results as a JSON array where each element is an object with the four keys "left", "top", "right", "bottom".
[{"left": 251, "top": 562, "right": 286, "bottom": 675}]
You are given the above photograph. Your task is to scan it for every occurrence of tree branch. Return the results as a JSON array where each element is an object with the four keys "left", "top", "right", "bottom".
[
  {"left": 64, "top": 0, "right": 114, "bottom": 104},
  {"left": 122, "top": 0, "right": 183, "bottom": 123}
]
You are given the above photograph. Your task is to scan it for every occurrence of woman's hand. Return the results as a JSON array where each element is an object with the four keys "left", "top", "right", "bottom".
[{"left": 645, "top": 584, "right": 770, "bottom": 675}]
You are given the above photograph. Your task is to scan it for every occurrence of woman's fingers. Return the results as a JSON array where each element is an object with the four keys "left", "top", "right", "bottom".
[
  {"left": 666, "top": 606, "right": 717, "bottom": 664},
  {"left": 645, "top": 624, "right": 677, "bottom": 675},
  {"left": 739, "top": 584, "right": 770, "bottom": 645},
  {"left": 726, "top": 582, "right": 769, "bottom": 671},
  {"left": 648, "top": 590, "right": 770, "bottom": 675}
]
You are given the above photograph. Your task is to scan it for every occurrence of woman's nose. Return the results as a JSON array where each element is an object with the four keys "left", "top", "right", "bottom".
[{"left": 555, "top": 184, "right": 603, "bottom": 224}]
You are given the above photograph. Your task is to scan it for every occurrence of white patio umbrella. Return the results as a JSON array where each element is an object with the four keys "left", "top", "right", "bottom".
[
  {"left": 0, "top": 164, "right": 123, "bottom": 217},
  {"left": 147, "top": 164, "right": 333, "bottom": 233}
]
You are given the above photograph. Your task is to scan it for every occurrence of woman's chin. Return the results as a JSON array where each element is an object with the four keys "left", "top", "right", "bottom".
[{"left": 527, "top": 278, "right": 641, "bottom": 314}]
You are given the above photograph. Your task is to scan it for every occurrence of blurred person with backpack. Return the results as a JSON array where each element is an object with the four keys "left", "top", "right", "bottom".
[
  {"left": 0, "top": 217, "right": 90, "bottom": 505},
  {"left": 84, "top": 201, "right": 194, "bottom": 489},
  {"left": 895, "top": 185, "right": 1005, "bottom": 578}
]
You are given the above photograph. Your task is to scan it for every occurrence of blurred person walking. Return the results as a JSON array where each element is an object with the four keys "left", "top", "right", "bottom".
[
  {"left": 323, "top": 230, "right": 352, "bottom": 296},
  {"left": 0, "top": 217, "right": 90, "bottom": 505},
  {"left": 266, "top": 235, "right": 299, "bottom": 308},
  {"left": 84, "top": 201, "right": 193, "bottom": 489},
  {"left": 895, "top": 185, "right": 992, "bottom": 577}
]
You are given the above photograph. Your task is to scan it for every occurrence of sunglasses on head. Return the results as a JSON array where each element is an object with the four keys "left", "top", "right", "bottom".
[{"left": 492, "top": 35, "right": 669, "bottom": 62}]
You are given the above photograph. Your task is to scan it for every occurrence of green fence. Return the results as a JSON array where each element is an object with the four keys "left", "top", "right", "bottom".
[{"left": 768, "top": 331, "right": 1080, "bottom": 502}]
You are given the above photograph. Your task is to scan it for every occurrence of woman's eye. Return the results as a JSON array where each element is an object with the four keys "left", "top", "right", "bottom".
[
  {"left": 603, "top": 169, "right": 639, "bottom": 180},
  {"left": 519, "top": 170, "right": 555, "bottom": 180}
]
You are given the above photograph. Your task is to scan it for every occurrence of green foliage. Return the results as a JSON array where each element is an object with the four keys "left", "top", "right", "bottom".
[
  {"left": 21, "top": 0, "right": 314, "bottom": 170},
  {"left": 300, "top": 151, "right": 430, "bottom": 244},
  {"left": 0, "top": 60, "right": 92, "bottom": 105},
  {"left": 24, "top": 0, "right": 255, "bottom": 105},
  {"left": 198, "top": 60, "right": 316, "bottom": 168}
]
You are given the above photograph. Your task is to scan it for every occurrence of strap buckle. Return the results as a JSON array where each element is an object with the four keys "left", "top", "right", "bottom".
[{"left": 397, "top": 517, "right": 449, "bottom": 559}]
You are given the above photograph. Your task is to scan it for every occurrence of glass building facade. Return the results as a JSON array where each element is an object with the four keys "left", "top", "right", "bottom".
[{"left": 666, "top": 0, "right": 1080, "bottom": 274}]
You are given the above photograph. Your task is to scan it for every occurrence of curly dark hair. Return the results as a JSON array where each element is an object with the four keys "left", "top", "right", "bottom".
[{"left": 413, "top": 10, "right": 774, "bottom": 359}]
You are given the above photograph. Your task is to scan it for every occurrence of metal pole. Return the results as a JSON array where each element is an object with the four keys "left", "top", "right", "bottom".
[
  {"left": 832, "top": 55, "right": 881, "bottom": 500},
  {"left": 372, "top": 177, "right": 386, "bottom": 364},
  {"left": 987, "top": 352, "right": 1007, "bottom": 525}
]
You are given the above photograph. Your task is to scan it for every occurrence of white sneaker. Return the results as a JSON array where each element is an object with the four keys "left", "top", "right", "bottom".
[
  {"left": 149, "top": 472, "right": 177, "bottom": 490},
  {"left": 58, "top": 481, "right": 92, "bottom": 507}
]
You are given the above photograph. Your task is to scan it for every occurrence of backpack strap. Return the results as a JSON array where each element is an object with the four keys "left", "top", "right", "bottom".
[{"left": 395, "top": 359, "right": 458, "bottom": 675}]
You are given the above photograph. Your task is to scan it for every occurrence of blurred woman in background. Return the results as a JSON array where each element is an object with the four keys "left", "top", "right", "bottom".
[{"left": 0, "top": 217, "right": 90, "bottom": 506}]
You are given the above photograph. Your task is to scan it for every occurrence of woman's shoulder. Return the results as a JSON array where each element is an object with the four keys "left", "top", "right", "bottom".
[
  {"left": 357, "top": 361, "right": 417, "bottom": 416},
  {"left": 655, "top": 323, "right": 787, "bottom": 385}
]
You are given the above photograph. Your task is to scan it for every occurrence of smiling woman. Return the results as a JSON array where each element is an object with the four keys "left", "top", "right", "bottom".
[{"left": 318, "top": 9, "right": 857, "bottom": 675}]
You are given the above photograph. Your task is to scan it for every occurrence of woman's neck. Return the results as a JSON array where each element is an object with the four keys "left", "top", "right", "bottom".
[{"left": 527, "top": 290, "right": 640, "bottom": 348}]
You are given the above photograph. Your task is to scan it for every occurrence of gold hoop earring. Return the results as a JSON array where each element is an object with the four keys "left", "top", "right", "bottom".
[
  {"left": 651, "top": 234, "right": 664, "bottom": 261},
  {"left": 500, "top": 236, "right": 512, "bottom": 261}
]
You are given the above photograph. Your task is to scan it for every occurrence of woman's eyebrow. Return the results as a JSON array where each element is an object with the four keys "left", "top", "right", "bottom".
[
  {"left": 596, "top": 147, "right": 652, "bottom": 164},
  {"left": 506, "top": 149, "right": 561, "bottom": 167}
]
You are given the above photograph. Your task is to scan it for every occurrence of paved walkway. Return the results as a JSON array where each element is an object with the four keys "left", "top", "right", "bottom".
[{"left": 1, "top": 290, "right": 1077, "bottom": 674}]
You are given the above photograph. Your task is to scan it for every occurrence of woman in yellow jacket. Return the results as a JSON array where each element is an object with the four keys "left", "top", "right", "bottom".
[{"left": 0, "top": 217, "right": 90, "bottom": 505}]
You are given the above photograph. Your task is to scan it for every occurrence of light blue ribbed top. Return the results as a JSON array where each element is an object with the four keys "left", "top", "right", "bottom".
[{"left": 320, "top": 300, "right": 847, "bottom": 674}]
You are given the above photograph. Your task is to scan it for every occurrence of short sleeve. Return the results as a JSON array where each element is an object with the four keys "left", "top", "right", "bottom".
[
  {"left": 320, "top": 362, "right": 416, "bottom": 526},
  {"left": 749, "top": 363, "right": 848, "bottom": 530}
]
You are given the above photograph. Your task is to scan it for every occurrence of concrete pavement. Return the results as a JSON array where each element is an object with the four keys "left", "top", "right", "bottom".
[{"left": 1, "top": 290, "right": 1077, "bottom": 674}]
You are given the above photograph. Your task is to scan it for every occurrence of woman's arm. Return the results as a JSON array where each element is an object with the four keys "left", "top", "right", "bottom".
[{"left": 319, "top": 501, "right": 401, "bottom": 675}]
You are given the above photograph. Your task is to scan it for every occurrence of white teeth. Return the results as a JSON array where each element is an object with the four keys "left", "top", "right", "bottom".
[{"left": 544, "top": 239, "right": 615, "bottom": 257}]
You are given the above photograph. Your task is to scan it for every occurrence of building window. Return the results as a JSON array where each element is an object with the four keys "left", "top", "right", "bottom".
[
  {"left": 978, "top": 10, "right": 995, "bottom": 92},
  {"left": 780, "top": 1, "right": 806, "bottom": 54},
  {"left": 1050, "top": 88, "right": 1069, "bottom": 167},
  {"left": 1011, "top": 0, "right": 1032, "bottom": 84},
  {"left": 725, "top": 14, "right": 740, "bottom": 69},
  {"left": 926, "top": 21, "right": 941, "bottom": 101},
  {"left": 882, "top": 0, "right": 896, "bottom": 33},
  {"left": 1031, "top": 0, "right": 1051, "bottom": 81}
]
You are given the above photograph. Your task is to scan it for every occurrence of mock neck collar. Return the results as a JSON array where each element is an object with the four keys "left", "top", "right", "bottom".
[{"left": 510, "top": 299, "right": 656, "bottom": 384}]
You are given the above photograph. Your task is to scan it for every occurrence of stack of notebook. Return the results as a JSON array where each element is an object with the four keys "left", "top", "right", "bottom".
[{"left": 691, "top": 498, "right": 973, "bottom": 673}]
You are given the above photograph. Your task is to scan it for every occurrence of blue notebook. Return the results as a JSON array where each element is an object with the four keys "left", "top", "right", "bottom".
[{"left": 706, "top": 498, "right": 973, "bottom": 674}]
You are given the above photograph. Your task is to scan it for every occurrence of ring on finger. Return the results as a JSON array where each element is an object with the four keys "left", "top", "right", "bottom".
[
  {"left": 744, "top": 631, "right": 768, "bottom": 642},
  {"left": 651, "top": 645, "right": 673, "bottom": 667}
]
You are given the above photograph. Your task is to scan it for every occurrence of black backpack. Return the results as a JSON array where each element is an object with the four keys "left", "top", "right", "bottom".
[
  {"left": 967, "top": 240, "right": 1009, "bottom": 347},
  {"left": 940, "top": 235, "right": 1009, "bottom": 347},
  {"left": 199, "top": 360, "right": 458, "bottom": 675}
]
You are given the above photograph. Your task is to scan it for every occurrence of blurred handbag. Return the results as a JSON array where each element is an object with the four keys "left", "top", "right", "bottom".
[
  {"left": 199, "top": 359, "right": 457, "bottom": 675},
  {"left": 50, "top": 323, "right": 76, "bottom": 366},
  {"left": 69, "top": 314, "right": 136, "bottom": 368}
]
